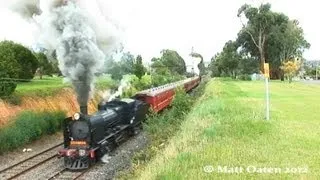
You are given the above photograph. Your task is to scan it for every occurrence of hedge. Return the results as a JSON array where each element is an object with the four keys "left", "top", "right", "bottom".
[
  {"left": 238, "top": 74, "right": 252, "bottom": 81},
  {"left": 0, "top": 111, "right": 66, "bottom": 154},
  {"left": 0, "top": 80, "right": 17, "bottom": 97}
]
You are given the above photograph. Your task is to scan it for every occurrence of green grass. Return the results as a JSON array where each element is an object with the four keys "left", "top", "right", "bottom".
[
  {"left": 13, "top": 75, "right": 116, "bottom": 97},
  {"left": 133, "top": 79, "right": 320, "bottom": 180},
  {"left": 15, "top": 76, "right": 70, "bottom": 96},
  {"left": 0, "top": 110, "right": 66, "bottom": 154}
]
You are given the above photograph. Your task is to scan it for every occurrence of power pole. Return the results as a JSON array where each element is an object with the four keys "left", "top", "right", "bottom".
[
  {"left": 191, "top": 47, "right": 194, "bottom": 76},
  {"left": 316, "top": 61, "right": 318, "bottom": 80}
]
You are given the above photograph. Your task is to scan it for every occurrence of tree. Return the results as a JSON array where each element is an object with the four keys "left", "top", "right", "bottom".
[
  {"left": 0, "top": 41, "right": 38, "bottom": 80},
  {"left": 209, "top": 54, "right": 220, "bottom": 77},
  {"left": 120, "top": 51, "right": 135, "bottom": 75},
  {"left": 237, "top": 4, "right": 309, "bottom": 80},
  {"left": 268, "top": 19, "right": 310, "bottom": 80},
  {"left": 34, "top": 52, "right": 54, "bottom": 79},
  {"left": 105, "top": 59, "right": 123, "bottom": 80},
  {"left": 237, "top": 53, "right": 259, "bottom": 75},
  {"left": 52, "top": 61, "right": 62, "bottom": 76},
  {"left": 0, "top": 43, "right": 20, "bottom": 79},
  {"left": 158, "top": 49, "right": 187, "bottom": 75},
  {"left": 150, "top": 53, "right": 185, "bottom": 86},
  {"left": 237, "top": 3, "right": 275, "bottom": 72},
  {"left": 0, "top": 41, "right": 21, "bottom": 97},
  {"left": 3, "top": 41, "right": 38, "bottom": 80},
  {"left": 133, "top": 55, "right": 146, "bottom": 79},
  {"left": 280, "top": 59, "right": 301, "bottom": 83},
  {"left": 105, "top": 52, "right": 136, "bottom": 80},
  {"left": 210, "top": 41, "right": 241, "bottom": 78}
]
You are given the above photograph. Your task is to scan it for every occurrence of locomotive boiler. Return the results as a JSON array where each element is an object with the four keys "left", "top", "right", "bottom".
[{"left": 58, "top": 98, "right": 149, "bottom": 170}]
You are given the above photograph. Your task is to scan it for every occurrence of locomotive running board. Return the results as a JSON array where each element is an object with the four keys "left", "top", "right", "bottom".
[{"left": 94, "top": 125, "right": 130, "bottom": 150}]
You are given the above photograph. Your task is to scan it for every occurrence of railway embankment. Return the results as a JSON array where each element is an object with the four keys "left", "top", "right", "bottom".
[
  {"left": 0, "top": 88, "right": 101, "bottom": 127},
  {"left": 0, "top": 87, "right": 104, "bottom": 154}
]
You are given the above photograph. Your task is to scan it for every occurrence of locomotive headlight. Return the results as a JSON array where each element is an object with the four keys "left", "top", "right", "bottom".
[
  {"left": 79, "top": 149, "right": 86, "bottom": 156},
  {"left": 73, "top": 113, "right": 80, "bottom": 120}
]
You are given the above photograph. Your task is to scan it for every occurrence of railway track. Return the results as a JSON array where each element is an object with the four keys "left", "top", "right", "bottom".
[
  {"left": 0, "top": 143, "right": 63, "bottom": 180},
  {"left": 48, "top": 168, "right": 87, "bottom": 180}
]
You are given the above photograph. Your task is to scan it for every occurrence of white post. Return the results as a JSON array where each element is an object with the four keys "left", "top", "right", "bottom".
[
  {"left": 316, "top": 65, "right": 318, "bottom": 80},
  {"left": 265, "top": 77, "right": 270, "bottom": 120}
]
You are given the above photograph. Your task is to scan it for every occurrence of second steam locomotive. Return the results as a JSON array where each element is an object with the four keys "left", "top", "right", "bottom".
[{"left": 58, "top": 76, "right": 201, "bottom": 170}]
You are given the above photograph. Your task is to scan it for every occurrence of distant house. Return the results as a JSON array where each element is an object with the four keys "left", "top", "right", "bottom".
[
  {"left": 302, "top": 60, "right": 320, "bottom": 80},
  {"left": 304, "top": 60, "right": 320, "bottom": 68}
]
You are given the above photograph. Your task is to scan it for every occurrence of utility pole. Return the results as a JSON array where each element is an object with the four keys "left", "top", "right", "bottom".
[
  {"left": 316, "top": 62, "right": 318, "bottom": 80},
  {"left": 191, "top": 47, "right": 194, "bottom": 76},
  {"left": 149, "top": 63, "right": 154, "bottom": 87},
  {"left": 264, "top": 63, "right": 270, "bottom": 120}
]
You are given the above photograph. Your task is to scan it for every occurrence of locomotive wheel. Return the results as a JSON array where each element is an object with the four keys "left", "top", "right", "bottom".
[{"left": 130, "top": 123, "right": 143, "bottom": 136}]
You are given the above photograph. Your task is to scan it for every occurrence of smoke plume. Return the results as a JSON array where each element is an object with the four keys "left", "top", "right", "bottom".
[
  {"left": 2, "top": 0, "right": 41, "bottom": 18},
  {"left": 46, "top": 1, "right": 105, "bottom": 106},
  {"left": 1, "top": 0, "right": 128, "bottom": 106},
  {"left": 189, "top": 53, "right": 202, "bottom": 75},
  {"left": 15, "top": 0, "right": 123, "bottom": 107}
]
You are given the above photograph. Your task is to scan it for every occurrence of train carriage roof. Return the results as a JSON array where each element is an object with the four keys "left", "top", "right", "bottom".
[{"left": 135, "top": 76, "right": 199, "bottom": 97}]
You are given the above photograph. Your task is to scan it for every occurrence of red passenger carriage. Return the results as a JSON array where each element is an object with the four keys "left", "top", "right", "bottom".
[{"left": 134, "top": 76, "right": 201, "bottom": 112}]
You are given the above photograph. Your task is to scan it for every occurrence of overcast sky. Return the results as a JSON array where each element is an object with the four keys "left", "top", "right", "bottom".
[
  {"left": 0, "top": 0, "right": 319, "bottom": 67},
  {"left": 119, "top": 0, "right": 320, "bottom": 64}
]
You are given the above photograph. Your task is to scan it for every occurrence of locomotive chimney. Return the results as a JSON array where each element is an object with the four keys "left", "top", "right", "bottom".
[{"left": 80, "top": 105, "right": 88, "bottom": 115}]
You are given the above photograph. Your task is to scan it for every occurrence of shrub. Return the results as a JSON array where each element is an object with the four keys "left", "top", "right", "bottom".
[
  {"left": 0, "top": 80, "right": 17, "bottom": 97},
  {"left": 143, "top": 83, "right": 205, "bottom": 144},
  {"left": 0, "top": 111, "right": 66, "bottom": 154},
  {"left": 171, "top": 88, "right": 193, "bottom": 118},
  {"left": 2, "top": 94, "right": 22, "bottom": 105},
  {"left": 238, "top": 74, "right": 252, "bottom": 81},
  {"left": 0, "top": 41, "right": 38, "bottom": 80}
]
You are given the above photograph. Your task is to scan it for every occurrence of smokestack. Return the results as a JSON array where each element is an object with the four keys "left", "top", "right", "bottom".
[{"left": 80, "top": 105, "right": 88, "bottom": 115}]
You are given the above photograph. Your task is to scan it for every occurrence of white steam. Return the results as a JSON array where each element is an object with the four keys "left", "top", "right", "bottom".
[
  {"left": 108, "top": 79, "right": 130, "bottom": 102},
  {"left": 188, "top": 55, "right": 202, "bottom": 75}
]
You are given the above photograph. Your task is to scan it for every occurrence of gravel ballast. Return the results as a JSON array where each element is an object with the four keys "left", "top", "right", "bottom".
[{"left": 0, "top": 132, "right": 149, "bottom": 180}]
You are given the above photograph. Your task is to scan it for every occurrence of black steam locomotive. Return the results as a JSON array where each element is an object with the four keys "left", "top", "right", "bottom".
[{"left": 58, "top": 98, "right": 149, "bottom": 170}]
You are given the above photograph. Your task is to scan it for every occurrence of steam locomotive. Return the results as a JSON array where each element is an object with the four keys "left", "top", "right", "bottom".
[
  {"left": 58, "top": 99, "right": 149, "bottom": 170},
  {"left": 58, "top": 76, "right": 201, "bottom": 170}
]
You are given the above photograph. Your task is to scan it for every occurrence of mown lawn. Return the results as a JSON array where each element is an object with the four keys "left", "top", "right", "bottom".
[
  {"left": 134, "top": 79, "right": 320, "bottom": 179},
  {"left": 14, "top": 75, "right": 116, "bottom": 96},
  {"left": 15, "top": 76, "right": 70, "bottom": 96}
]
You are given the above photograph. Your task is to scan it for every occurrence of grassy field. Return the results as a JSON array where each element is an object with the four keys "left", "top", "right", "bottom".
[
  {"left": 15, "top": 76, "right": 70, "bottom": 96},
  {"left": 133, "top": 79, "right": 320, "bottom": 179},
  {"left": 14, "top": 75, "right": 116, "bottom": 97}
]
